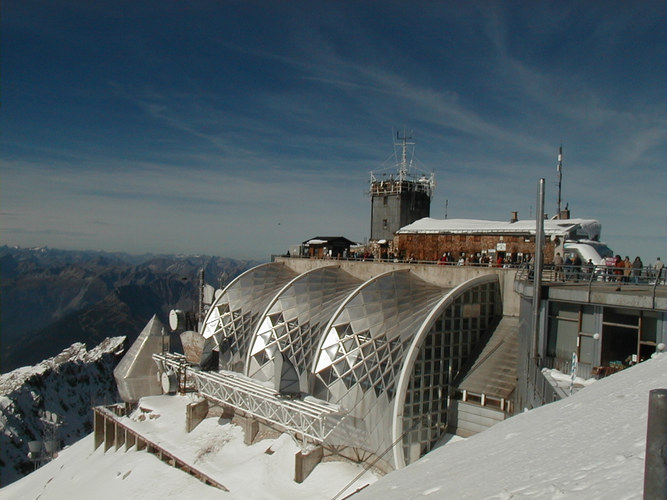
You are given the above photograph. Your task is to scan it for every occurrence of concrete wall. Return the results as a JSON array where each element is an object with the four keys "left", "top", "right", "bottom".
[
  {"left": 370, "top": 183, "right": 430, "bottom": 241},
  {"left": 275, "top": 257, "right": 521, "bottom": 317},
  {"left": 186, "top": 399, "right": 209, "bottom": 433},
  {"left": 450, "top": 400, "right": 506, "bottom": 438},
  {"left": 294, "top": 446, "right": 323, "bottom": 483}
]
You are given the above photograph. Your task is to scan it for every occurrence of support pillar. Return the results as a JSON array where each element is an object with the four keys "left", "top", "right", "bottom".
[
  {"left": 243, "top": 418, "right": 259, "bottom": 445},
  {"left": 93, "top": 410, "right": 105, "bottom": 450},
  {"left": 186, "top": 399, "right": 209, "bottom": 433},
  {"left": 294, "top": 446, "right": 323, "bottom": 483}
]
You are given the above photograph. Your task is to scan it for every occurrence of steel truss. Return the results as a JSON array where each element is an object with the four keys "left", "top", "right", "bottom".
[{"left": 153, "top": 354, "right": 343, "bottom": 443}]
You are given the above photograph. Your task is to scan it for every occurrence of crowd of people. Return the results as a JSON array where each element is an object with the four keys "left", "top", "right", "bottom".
[
  {"left": 289, "top": 247, "right": 664, "bottom": 286},
  {"left": 552, "top": 253, "right": 664, "bottom": 284}
]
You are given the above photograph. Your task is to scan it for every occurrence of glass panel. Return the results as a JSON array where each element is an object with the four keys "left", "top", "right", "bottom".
[
  {"left": 579, "top": 335, "right": 596, "bottom": 365},
  {"left": 551, "top": 302, "right": 579, "bottom": 320},
  {"left": 641, "top": 312, "right": 658, "bottom": 342},
  {"left": 604, "top": 308, "right": 639, "bottom": 326},
  {"left": 581, "top": 305, "right": 596, "bottom": 334},
  {"left": 601, "top": 324, "right": 637, "bottom": 366},
  {"left": 555, "top": 318, "right": 579, "bottom": 359}
]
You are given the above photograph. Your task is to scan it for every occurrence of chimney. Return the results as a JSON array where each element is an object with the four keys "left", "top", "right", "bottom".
[{"left": 510, "top": 211, "right": 518, "bottom": 223}]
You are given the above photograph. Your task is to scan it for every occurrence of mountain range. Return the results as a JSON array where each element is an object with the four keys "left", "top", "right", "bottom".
[{"left": 0, "top": 246, "right": 262, "bottom": 372}]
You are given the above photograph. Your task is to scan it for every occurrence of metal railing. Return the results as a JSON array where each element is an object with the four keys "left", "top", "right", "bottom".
[
  {"left": 279, "top": 253, "right": 529, "bottom": 268},
  {"left": 152, "top": 353, "right": 344, "bottom": 444},
  {"left": 192, "top": 369, "right": 344, "bottom": 443},
  {"left": 516, "top": 264, "right": 665, "bottom": 287}
]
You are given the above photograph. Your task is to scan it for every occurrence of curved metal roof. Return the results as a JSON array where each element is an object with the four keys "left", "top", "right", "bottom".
[
  {"left": 245, "top": 265, "right": 362, "bottom": 392},
  {"left": 194, "top": 262, "right": 504, "bottom": 470},
  {"left": 311, "top": 270, "right": 450, "bottom": 460},
  {"left": 200, "top": 262, "right": 298, "bottom": 372}
]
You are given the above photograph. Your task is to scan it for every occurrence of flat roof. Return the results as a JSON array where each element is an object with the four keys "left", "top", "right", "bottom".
[{"left": 396, "top": 217, "right": 601, "bottom": 240}]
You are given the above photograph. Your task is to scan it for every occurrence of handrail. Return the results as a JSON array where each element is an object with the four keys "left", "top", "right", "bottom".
[
  {"left": 280, "top": 253, "right": 529, "bottom": 268},
  {"left": 515, "top": 264, "right": 665, "bottom": 288}
]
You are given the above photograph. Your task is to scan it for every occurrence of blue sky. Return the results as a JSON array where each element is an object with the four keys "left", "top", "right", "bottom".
[{"left": 2, "top": 1, "right": 665, "bottom": 261}]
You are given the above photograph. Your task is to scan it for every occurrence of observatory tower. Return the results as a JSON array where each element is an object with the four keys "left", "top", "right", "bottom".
[{"left": 369, "top": 131, "right": 435, "bottom": 241}]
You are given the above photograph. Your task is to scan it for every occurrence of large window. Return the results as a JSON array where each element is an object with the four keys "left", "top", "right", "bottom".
[
  {"left": 602, "top": 308, "right": 658, "bottom": 365},
  {"left": 402, "top": 281, "right": 500, "bottom": 465},
  {"left": 546, "top": 302, "right": 661, "bottom": 376}
]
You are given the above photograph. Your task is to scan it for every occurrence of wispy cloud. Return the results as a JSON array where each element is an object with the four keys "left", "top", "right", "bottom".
[{"left": 1, "top": 2, "right": 664, "bottom": 260}]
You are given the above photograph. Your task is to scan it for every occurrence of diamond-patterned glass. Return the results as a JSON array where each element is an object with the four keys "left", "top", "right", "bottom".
[
  {"left": 246, "top": 266, "right": 361, "bottom": 391},
  {"left": 200, "top": 263, "right": 298, "bottom": 372}
]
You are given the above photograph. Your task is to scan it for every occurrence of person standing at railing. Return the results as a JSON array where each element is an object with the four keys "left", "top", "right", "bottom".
[
  {"left": 631, "top": 256, "right": 643, "bottom": 283},
  {"left": 652, "top": 257, "right": 664, "bottom": 282},
  {"left": 564, "top": 254, "right": 573, "bottom": 280},
  {"left": 623, "top": 256, "right": 632, "bottom": 283},
  {"left": 614, "top": 255, "right": 624, "bottom": 282},
  {"left": 572, "top": 254, "right": 582, "bottom": 281},
  {"left": 584, "top": 259, "right": 595, "bottom": 281},
  {"left": 554, "top": 252, "right": 564, "bottom": 281}
]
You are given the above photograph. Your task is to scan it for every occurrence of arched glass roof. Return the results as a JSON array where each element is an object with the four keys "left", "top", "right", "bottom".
[
  {"left": 200, "top": 263, "right": 298, "bottom": 372},
  {"left": 246, "top": 266, "right": 362, "bottom": 392},
  {"left": 311, "top": 270, "right": 450, "bottom": 460},
  {"left": 195, "top": 263, "right": 503, "bottom": 471}
]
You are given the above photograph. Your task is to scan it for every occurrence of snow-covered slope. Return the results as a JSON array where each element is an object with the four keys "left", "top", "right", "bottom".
[
  {"left": 356, "top": 352, "right": 667, "bottom": 500},
  {"left": 1, "top": 352, "right": 664, "bottom": 499},
  {"left": 0, "top": 337, "right": 126, "bottom": 485},
  {"left": 0, "top": 395, "right": 377, "bottom": 499}
]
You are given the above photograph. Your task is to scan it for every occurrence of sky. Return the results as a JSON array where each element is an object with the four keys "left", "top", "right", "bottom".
[{"left": 2, "top": 1, "right": 665, "bottom": 261}]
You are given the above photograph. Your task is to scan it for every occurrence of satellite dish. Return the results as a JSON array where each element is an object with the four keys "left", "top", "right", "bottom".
[
  {"left": 169, "top": 309, "right": 185, "bottom": 331},
  {"left": 161, "top": 370, "right": 177, "bottom": 394}
]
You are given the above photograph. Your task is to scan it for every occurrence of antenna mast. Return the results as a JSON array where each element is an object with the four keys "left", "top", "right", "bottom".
[
  {"left": 556, "top": 145, "right": 563, "bottom": 216},
  {"left": 395, "top": 128, "right": 414, "bottom": 182}
]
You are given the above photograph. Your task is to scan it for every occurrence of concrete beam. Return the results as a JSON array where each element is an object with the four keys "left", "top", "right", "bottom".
[
  {"left": 93, "top": 410, "right": 105, "bottom": 450},
  {"left": 125, "top": 430, "right": 137, "bottom": 451},
  {"left": 104, "top": 418, "right": 115, "bottom": 452},
  {"left": 115, "top": 422, "right": 126, "bottom": 450}
]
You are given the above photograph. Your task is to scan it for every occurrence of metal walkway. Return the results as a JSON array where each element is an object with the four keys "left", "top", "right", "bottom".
[{"left": 153, "top": 353, "right": 344, "bottom": 443}]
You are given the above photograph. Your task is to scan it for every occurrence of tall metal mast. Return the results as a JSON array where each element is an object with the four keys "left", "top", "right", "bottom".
[
  {"left": 556, "top": 145, "right": 563, "bottom": 216},
  {"left": 396, "top": 129, "right": 414, "bottom": 182}
]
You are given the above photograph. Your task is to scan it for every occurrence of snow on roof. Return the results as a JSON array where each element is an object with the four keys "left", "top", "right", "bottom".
[
  {"left": 355, "top": 352, "right": 667, "bottom": 500},
  {"left": 396, "top": 217, "right": 601, "bottom": 239},
  {"left": 2, "top": 353, "right": 665, "bottom": 499},
  {"left": 303, "top": 236, "right": 357, "bottom": 246},
  {"left": 0, "top": 394, "right": 377, "bottom": 499}
]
